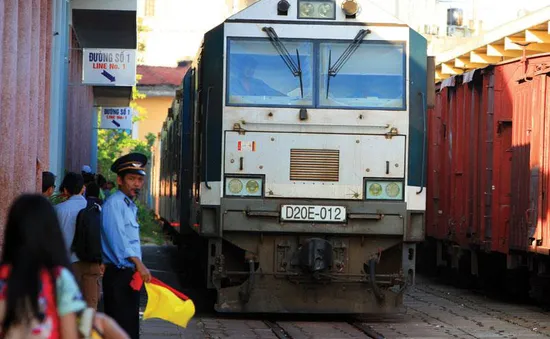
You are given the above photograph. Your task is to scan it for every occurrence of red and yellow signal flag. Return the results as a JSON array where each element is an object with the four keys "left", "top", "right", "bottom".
[{"left": 130, "top": 272, "right": 195, "bottom": 328}]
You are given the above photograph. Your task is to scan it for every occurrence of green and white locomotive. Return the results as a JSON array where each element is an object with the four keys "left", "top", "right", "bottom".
[{"left": 157, "top": 0, "right": 431, "bottom": 314}]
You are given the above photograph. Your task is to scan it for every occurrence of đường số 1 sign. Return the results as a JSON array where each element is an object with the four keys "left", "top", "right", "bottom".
[
  {"left": 82, "top": 48, "right": 136, "bottom": 86},
  {"left": 100, "top": 107, "right": 133, "bottom": 130}
]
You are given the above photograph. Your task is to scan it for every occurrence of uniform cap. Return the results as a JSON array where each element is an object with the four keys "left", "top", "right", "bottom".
[{"left": 111, "top": 153, "right": 148, "bottom": 177}]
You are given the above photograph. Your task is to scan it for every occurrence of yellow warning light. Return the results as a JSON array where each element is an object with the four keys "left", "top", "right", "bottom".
[{"left": 342, "top": 0, "right": 359, "bottom": 16}]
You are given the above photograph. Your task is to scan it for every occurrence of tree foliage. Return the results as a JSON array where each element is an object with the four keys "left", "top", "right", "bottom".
[
  {"left": 97, "top": 75, "right": 156, "bottom": 182},
  {"left": 137, "top": 17, "right": 150, "bottom": 64},
  {"left": 96, "top": 16, "right": 157, "bottom": 182}
]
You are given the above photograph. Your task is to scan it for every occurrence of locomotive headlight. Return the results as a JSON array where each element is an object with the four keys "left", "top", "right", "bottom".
[
  {"left": 246, "top": 180, "right": 260, "bottom": 194},
  {"left": 225, "top": 177, "right": 264, "bottom": 197},
  {"left": 319, "top": 3, "right": 335, "bottom": 17},
  {"left": 368, "top": 183, "right": 382, "bottom": 196},
  {"left": 299, "top": 2, "right": 315, "bottom": 17},
  {"left": 385, "top": 182, "right": 401, "bottom": 198},
  {"left": 298, "top": 0, "right": 335, "bottom": 19},
  {"left": 365, "top": 180, "right": 404, "bottom": 200},
  {"left": 228, "top": 179, "right": 243, "bottom": 194}
]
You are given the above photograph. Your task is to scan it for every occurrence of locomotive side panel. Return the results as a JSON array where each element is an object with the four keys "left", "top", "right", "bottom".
[{"left": 192, "top": 24, "right": 225, "bottom": 237}]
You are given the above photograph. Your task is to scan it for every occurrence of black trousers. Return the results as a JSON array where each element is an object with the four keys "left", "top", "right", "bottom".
[{"left": 103, "top": 265, "right": 140, "bottom": 339}]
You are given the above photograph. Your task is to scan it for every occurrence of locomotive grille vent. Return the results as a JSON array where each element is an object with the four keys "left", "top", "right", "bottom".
[{"left": 290, "top": 149, "right": 340, "bottom": 182}]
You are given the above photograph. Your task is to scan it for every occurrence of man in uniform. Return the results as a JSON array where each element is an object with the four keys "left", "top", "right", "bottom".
[{"left": 101, "top": 152, "right": 152, "bottom": 339}]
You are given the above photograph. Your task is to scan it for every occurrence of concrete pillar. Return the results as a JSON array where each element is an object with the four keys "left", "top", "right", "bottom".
[
  {"left": 14, "top": 0, "right": 33, "bottom": 195},
  {"left": 0, "top": 1, "right": 4, "bottom": 113},
  {"left": 29, "top": 0, "right": 41, "bottom": 191},
  {"left": 32, "top": 0, "right": 42, "bottom": 189},
  {"left": 49, "top": 0, "right": 70, "bottom": 183},
  {"left": 38, "top": 0, "right": 53, "bottom": 180},
  {"left": 0, "top": 0, "right": 18, "bottom": 229},
  {"left": 0, "top": 0, "right": 53, "bottom": 238}
]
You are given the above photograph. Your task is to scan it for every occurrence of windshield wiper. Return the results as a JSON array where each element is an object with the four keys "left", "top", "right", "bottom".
[
  {"left": 326, "top": 29, "right": 370, "bottom": 98},
  {"left": 262, "top": 27, "right": 304, "bottom": 98}
]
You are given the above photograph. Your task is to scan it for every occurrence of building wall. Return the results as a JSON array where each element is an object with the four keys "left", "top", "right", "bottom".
[
  {"left": 133, "top": 94, "right": 173, "bottom": 211},
  {"left": 48, "top": 0, "right": 70, "bottom": 184},
  {"left": 65, "top": 30, "right": 95, "bottom": 172},
  {"left": 0, "top": 0, "right": 53, "bottom": 233},
  {"left": 134, "top": 96, "right": 174, "bottom": 142}
]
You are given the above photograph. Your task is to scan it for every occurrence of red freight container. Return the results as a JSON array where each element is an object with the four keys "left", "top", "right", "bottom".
[
  {"left": 509, "top": 63, "right": 550, "bottom": 255},
  {"left": 426, "top": 68, "right": 511, "bottom": 254},
  {"left": 426, "top": 55, "right": 550, "bottom": 300}
]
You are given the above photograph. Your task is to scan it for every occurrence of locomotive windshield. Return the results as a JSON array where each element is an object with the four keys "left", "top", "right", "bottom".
[
  {"left": 226, "top": 39, "right": 405, "bottom": 110},
  {"left": 227, "top": 39, "right": 314, "bottom": 106},
  {"left": 319, "top": 42, "right": 405, "bottom": 109}
]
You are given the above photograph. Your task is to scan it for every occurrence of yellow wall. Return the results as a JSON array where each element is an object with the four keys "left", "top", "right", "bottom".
[
  {"left": 133, "top": 96, "right": 173, "bottom": 142},
  {"left": 132, "top": 95, "right": 172, "bottom": 213}
]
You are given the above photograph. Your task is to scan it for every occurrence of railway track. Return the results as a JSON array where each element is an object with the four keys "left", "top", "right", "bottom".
[
  {"left": 263, "top": 319, "right": 384, "bottom": 339},
  {"left": 139, "top": 245, "right": 550, "bottom": 339},
  {"left": 412, "top": 283, "right": 550, "bottom": 337}
]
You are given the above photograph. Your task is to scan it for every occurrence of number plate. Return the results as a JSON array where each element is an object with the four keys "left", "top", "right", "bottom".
[{"left": 280, "top": 205, "right": 347, "bottom": 222}]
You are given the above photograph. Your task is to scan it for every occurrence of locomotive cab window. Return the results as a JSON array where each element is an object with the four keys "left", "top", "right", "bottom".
[
  {"left": 227, "top": 38, "right": 314, "bottom": 107},
  {"left": 319, "top": 41, "right": 406, "bottom": 110}
]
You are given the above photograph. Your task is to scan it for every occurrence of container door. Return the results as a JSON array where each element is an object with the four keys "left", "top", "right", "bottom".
[
  {"left": 538, "top": 75, "right": 550, "bottom": 251},
  {"left": 529, "top": 75, "right": 545, "bottom": 251},
  {"left": 511, "top": 78, "right": 535, "bottom": 251},
  {"left": 495, "top": 121, "right": 512, "bottom": 253}
]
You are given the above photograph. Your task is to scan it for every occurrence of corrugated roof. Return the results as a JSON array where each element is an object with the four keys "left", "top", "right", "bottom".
[
  {"left": 137, "top": 65, "right": 189, "bottom": 86},
  {"left": 435, "top": 6, "right": 550, "bottom": 83}
]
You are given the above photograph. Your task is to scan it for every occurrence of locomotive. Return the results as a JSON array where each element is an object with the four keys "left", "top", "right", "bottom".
[{"left": 156, "top": 0, "right": 433, "bottom": 313}]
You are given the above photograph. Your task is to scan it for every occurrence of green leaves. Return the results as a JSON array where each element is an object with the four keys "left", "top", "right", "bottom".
[
  {"left": 96, "top": 75, "right": 156, "bottom": 182},
  {"left": 136, "top": 200, "right": 165, "bottom": 245},
  {"left": 49, "top": 193, "right": 68, "bottom": 206},
  {"left": 97, "top": 130, "right": 156, "bottom": 182}
]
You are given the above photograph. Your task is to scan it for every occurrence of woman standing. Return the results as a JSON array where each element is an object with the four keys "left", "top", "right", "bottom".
[{"left": 0, "top": 194, "right": 87, "bottom": 338}]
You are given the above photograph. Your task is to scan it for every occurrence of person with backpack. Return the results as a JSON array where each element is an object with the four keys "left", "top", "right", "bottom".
[
  {"left": 55, "top": 172, "right": 101, "bottom": 310},
  {"left": 71, "top": 182, "right": 104, "bottom": 311},
  {"left": 84, "top": 182, "right": 104, "bottom": 205},
  {"left": 0, "top": 194, "right": 88, "bottom": 338}
]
